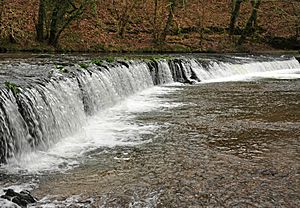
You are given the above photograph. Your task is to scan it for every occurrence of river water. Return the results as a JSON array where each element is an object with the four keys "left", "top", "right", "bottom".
[{"left": 0, "top": 54, "right": 299, "bottom": 207}]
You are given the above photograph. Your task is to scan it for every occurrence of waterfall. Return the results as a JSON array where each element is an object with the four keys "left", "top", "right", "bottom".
[
  {"left": 0, "top": 61, "right": 162, "bottom": 163},
  {"left": 0, "top": 55, "right": 299, "bottom": 164},
  {"left": 172, "top": 57, "right": 300, "bottom": 82}
]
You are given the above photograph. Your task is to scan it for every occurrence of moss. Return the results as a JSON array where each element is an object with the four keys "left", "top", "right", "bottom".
[
  {"left": 79, "top": 63, "right": 89, "bottom": 69},
  {"left": 123, "top": 55, "right": 173, "bottom": 62},
  {"left": 4, "top": 81, "right": 20, "bottom": 95},
  {"left": 105, "top": 56, "right": 115, "bottom": 63},
  {"left": 56, "top": 65, "right": 69, "bottom": 73},
  {"left": 91, "top": 57, "right": 117, "bottom": 65},
  {"left": 148, "top": 55, "right": 170, "bottom": 61},
  {"left": 91, "top": 59, "right": 103, "bottom": 66},
  {"left": 56, "top": 65, "right": 64, "bottom": 70},
  {"left": 88, "top": 55, "right": 173, "bottom": 67}
]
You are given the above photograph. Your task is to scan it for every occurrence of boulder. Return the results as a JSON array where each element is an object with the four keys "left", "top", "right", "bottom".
[{"left": 0, "top": 189, "right": 37, "bottom": 208}]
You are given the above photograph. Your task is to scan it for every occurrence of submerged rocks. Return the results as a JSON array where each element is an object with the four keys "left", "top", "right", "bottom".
[{"left": 0, "top": 189, "right": 37, "bottom": 208}]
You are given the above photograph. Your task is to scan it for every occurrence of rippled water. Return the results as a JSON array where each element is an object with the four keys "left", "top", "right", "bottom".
[
  {"left": 1, "top": 57, "right": 300, "bottom": 207},
  {"left": 9, "top": 78, "right": 295, "bottom": 207}
]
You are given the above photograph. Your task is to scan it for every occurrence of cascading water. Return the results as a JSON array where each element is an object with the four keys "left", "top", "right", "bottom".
[
  {"left": 0, "top": 55, "right": 299, "bottom": 166},
  {"left": 0, "top": 59, "right": 175, "bottom": 164},
  {"left": 173, "top": 56, "right": 300, "bottom": 83}
]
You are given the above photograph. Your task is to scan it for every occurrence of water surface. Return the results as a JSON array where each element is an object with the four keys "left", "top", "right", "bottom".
[
  {"left": 0, "top": 54, "right": 299, "bottom": 207},
  {"left": 31, "top": 79, "right": 300, "bottom": 207}
]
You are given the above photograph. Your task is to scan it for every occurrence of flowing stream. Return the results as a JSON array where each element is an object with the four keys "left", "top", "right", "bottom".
[{"left": 0, "top": 54, "right": 299, "bottom": 207}]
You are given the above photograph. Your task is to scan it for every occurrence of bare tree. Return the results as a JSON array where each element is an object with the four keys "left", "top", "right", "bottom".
[
  {"left": 0, "top": 0, "right": 5, "bottom": 23},
  {"left": 285, "top": 0, "right": 300, "bottom": 40},
  {"left": 238, "top": 0, "right": 262, "bottom": 44},
  {"left": 159, "top": 0, "right": 177, "bottom": 43},
  {"left": 229, "top": 0, "right": 244, "bottom": 35},
  {"left": 36, "top": 0, "right": 96, "bottom": 47},
  {"left": 196, "top": 0, "right": 205, "bottom": 47},
  {"left": 109, "top": 0, "right": 141, "bottom": 37},
  {"left": 36, "top": 0, "right": 46, "bottom": 42}
]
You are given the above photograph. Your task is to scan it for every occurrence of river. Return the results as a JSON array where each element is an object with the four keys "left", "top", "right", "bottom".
[{"left": 0, "top": 54, "right": 299, "bottom": 207}]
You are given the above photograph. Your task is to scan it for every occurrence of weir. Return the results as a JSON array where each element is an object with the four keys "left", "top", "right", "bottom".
[{"left": 0, "top": 55, "right": 299, "bottom": 163}]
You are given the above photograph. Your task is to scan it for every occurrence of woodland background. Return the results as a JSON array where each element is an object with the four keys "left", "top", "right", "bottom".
[{"left": 0, "top": 0, "right": 299, "bottom": 53}]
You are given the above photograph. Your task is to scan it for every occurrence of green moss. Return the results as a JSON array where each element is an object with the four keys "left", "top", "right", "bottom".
[
  {"left": 56, "top": 65, "right": 64, "bottom": 70},
  {"left": 4, "top": 81, "right": 20, "bottom": 95},
  {"left": 56, "top": 65, "right": 69, "bottom": 73},
  {"left": 91, "top": 59, "right": 103, "bottom": 66},
  {"left": 148, "top": 55, "right": 170, "bottom": 61},
  {"left": 91, "top": 57, "right": 116, "bottom": 65},
  {"left": 79, "top": 63, "right": 89, "bottom": 69},
  {"left": 116, "top": 55, "right": 173, "bottom": 62},
  {"left": 105, "top": 56, "right": 115, "bottom": 63}
]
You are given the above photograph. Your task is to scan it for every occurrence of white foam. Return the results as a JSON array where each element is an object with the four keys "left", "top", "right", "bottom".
[
  {"left": 190, "top": 58, "right": 300, "bottom": 83},
  {"left": 0, "top": 198, "right": 21, "bottom": 208},
  {"left": 1, "top": 86, "right": 181, "bottom": 173},
  {"left": 200, "top": 68, "right": 300, "bottom": 83},
  {"left": 29, "top": 195, "right": 94, "bottom": 208}
]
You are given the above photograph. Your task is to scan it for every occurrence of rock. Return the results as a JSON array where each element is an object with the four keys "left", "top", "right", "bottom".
[{"left": 0, "top": 189, "right": 37, "bottom": 208}]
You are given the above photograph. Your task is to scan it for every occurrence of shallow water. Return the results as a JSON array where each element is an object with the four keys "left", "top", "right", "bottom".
[
  {"left": 15, "top": 79, "right": 298, "bottom": 207},
  {"left": 0, "top": 54, "right": 300, "bottom": 207}
]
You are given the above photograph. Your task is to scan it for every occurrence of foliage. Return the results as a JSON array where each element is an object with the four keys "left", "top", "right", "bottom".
[
  {"left": 4, "top": 81, "right": 20, "bottom": 95},
  {"left": 91, "top": 59, "right": 103, "bottom": 66},
  {"left": 105, "top": 56, "right": 115, "bottom": 63},
  {"left": 0, "top": 0, "right": 299, "bottom": 52},
  {"left": 0, "top": 1, "right": 26, "bottom": 43},
  {"left": 79, "top": 63, "right": 89, "bottom": 69}
]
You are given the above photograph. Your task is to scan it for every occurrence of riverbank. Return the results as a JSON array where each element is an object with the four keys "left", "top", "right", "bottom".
[{"left": 1, "top": 36, "right": 299, "bottom": 54}]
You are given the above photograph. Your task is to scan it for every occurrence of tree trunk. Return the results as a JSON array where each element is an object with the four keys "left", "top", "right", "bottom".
[
  {"left": 197, "top": 0, "right": 205, "bottom": 47},
  {"left": 48, "top": 6, "right": 59, "bottom": 46},
  {"left": 229, "top": 0, "right": 243, "bottom": 35},
  {"left": 160, "top": 0, "right": 176, "bottom": 43},
  {"left": 0, "top": 0, "right": 4, "bottom": 17},
  {"left": 117, "top": 0, "right": 139, "bottom": 37},
  {"left": 36, "top": 0, "right": 46, "bottom": 42},
  {"left": 118, "top": 16, "right": 128, "bottom": 37},
  {"left": 238, "top": 0, "right": 261, "bottom": 44},
  {"left": 291, "top": 1, "right": 300, "bottom": 40},
  {"left": 153, "top": 0, "right": 159, "bottom": 41},
  {"left": 118, "top": 3, "right": 129, "bottom": 38},
  {"left": 0, "top": 0, "right": 5, "bottom": 28}
]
